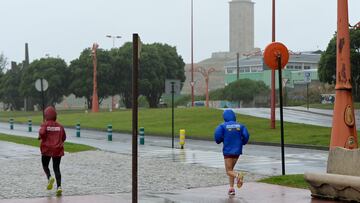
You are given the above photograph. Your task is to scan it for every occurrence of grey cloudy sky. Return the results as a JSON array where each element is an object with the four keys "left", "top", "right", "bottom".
[{"left": 1, "top": 0, "right": 359, "bottom": 66}]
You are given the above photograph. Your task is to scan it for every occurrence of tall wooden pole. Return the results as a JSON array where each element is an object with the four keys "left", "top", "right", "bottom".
[
  {"left": 270, "top": 0, "right": 276, "bottom": 129},
  {"left": 132, "top": 34, "right": 140, "bottom": 202},
  {"left": 330, "top": 0, "right": 358, "bottom": 149}
]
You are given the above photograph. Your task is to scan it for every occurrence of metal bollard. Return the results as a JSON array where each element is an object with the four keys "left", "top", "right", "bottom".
[
  {"left": 76, "top": 123, "right": 80, "bottom": 137},
  {"left": 107, "top": 124, "right": 112, "bottom": 141},
  {"left": 28, "top": 119, "right": 32, "bottom": 132},
  {"left": 179, "top": 129, "right": 185, "bottom": 149},
  {"left": 139, "top": 127, "right": 145, "bottom": 145},
  {"left": 9, "top": 118, "right": 14, "bottom": 130}
]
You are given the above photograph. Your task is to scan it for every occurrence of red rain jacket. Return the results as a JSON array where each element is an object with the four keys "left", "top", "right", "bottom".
[{"left": 39, "top": 107, "right": 66, "bottom": 157}]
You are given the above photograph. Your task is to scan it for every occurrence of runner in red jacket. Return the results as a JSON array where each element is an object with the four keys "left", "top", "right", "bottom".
[{"left": 38, "top": 106, "right": 66, "bottom": 196}]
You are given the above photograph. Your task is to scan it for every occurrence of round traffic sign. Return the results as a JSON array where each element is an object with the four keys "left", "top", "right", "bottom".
[
  {"left": 264, "top": 42, "right": 289, "bottom": 70},
  {"left": 35, "top": 78, "right": 49, "bottom": 92}
]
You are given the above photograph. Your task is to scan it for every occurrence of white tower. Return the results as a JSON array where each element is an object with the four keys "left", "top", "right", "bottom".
[{"left": 229, "top": 0, "right": 254, "bottom": 54}]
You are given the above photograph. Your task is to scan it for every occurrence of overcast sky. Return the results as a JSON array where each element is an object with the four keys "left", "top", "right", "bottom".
[{"left": 1, "top": 0, "right": 359, "bottom": 66}]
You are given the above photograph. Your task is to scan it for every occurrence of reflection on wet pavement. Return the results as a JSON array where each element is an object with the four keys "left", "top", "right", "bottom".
[{"left": 0, "top": 141, "right": 38, "bottom": 161}]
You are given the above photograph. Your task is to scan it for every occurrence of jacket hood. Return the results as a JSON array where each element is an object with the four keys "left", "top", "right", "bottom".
[
  {"left": 44, "top": 106, "right": 57, "bottom": 121},
  {"left": 223, "top": 109, "right": 236, "bottom": 122}
]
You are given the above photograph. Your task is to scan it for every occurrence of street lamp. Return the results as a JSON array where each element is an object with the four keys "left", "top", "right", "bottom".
[
  {"left": 195, "top": 67, "right": 216, "bottom": 108},
  {"left": 106, "top": 35, "right": 121, "bottom": 48},
  {"left": 106, "top": 34, "right": 121, "bottom": 110},
  {"left": 191, "top": 0, "right": 194, "bottom": 107}
]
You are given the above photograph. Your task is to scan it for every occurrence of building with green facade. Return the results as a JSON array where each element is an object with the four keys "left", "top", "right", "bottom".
[{"left": 224, "top": 52, "right": 321, "bottom": 89}]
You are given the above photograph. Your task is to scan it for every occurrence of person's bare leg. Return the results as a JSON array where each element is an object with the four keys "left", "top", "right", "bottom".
[{"left": 224, "top": 157, "right": 238, "bottom": 188}]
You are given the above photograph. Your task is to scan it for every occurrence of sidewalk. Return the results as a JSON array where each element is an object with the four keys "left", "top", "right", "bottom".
[
  {"left": 0, "top": 122, "right": 328, "bottom": 176},
  {"left": 0, "top": 183, "right": 341, "bottom": 203}
]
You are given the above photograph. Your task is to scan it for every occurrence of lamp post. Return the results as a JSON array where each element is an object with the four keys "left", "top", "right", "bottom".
[
  {"left": 106, "top": 35, "right": 121, "bottom": 110},
  {"left": 106, "top": 35, "right": 121, "bottom": 48},
  {"left": 190, "top": 0, "right": 194, "bottom": 107},
  {"left": 195, "top": 67, "right": 216, "bottom": 108},
  {"left": 270, "top": 0, "right": 276, "bottom": 129}
]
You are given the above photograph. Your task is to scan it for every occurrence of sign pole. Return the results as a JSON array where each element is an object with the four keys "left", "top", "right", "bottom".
[
  {"left": 132, "top": 33, "right": 139, "bottom": 203},
  {"left": 307, "top": 83, "right": 309, "bottom": 110},
  {"left": 40, "top": 78, "right": 45, "bottom": 121},
  {"left": 171, "top": 81, "right": 175, "bottom": 148},
  {"left": 264, "top": 41, "right": 289, "bottom": 176},
  {"left": 277, "top": 56, "right": 285, "bottom": 175}
]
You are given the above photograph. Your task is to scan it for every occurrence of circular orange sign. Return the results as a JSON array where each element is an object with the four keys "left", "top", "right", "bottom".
[{"left": 264, "top": 42, "right": 289, "bottom": 70}]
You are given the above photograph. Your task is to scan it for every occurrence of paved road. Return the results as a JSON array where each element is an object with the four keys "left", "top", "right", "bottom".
[
  {"left": 231, "top": 106, "right": 360, "bottom": 128},
  {"left": 0, "top": 121, "right": 327, "bottom": 176}
]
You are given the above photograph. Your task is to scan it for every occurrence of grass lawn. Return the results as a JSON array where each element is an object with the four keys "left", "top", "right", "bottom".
[
  {"left": 258, "top": 174, "right": 308, "bottom": 189},
  {"left": 0, "top": 107, "right": 341, "bottom": 147},
  {"left": 0, "top": 133, "right": 96, "bottom": 153}
]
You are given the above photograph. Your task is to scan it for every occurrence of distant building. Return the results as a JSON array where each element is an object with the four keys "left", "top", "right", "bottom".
[
  {"left": 224, "top": 52, "right": 321, "bottom": 88},
  {"left": 229, "top": 0, "right": 255, "bottom": 55},
  {"left": 181, "top": 0, "right": 256, "bottom": 95}
]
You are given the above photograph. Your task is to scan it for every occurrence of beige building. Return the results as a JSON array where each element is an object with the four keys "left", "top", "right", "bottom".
[{"left": 182, "top": 0, "right": 255, "bottom": 95}]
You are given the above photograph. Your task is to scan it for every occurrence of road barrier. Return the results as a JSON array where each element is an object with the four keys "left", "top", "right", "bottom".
[
  {"left": 28, "top": 119, "right": 32, "bottom": 132},
  {"left": 9, "top": 118, "right": 14, "bottom": 130},
  {"left": 180, "top": 129, "right": 185, "bottom": 149},
  {"left": 76, "top": 123, "right": 80, "bottom": 137},
  {"left": 139, "top": 127, "right": 145, "bottom": 145},
  {"left": 107, "top": 124, "right": 112, "bottom": 141}
]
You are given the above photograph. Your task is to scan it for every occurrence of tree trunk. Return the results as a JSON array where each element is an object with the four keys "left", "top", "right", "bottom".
[{"left": 87, "top": 97, "right": 92, "bottom": 109}]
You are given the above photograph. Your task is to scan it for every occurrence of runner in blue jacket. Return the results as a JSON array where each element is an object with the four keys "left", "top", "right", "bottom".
[{"left": 214, "top": 109, "right": 250, "bottom": 196}]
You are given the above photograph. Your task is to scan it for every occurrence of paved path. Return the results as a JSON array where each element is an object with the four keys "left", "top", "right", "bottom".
[
  {"left": 0, "top": 183, "right": 342, "bottom": 203},
  {"left": 0, "top": 122, "right": 328, "bottom": 176},
  {"left": 0, "top": 107, "right": 335, "bottom": 202}
]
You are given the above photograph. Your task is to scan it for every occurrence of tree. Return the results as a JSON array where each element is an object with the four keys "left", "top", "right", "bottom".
[
  {"left": 109, "top": 43, "right": 133, "bottom": 108},
  {"left": 223, "top": 79, "right": 269, "bottom": 103},
  {"left": 139, "top": 43, "right": 185, "bottom": 108},
  {"left": 68, "top": 48, "right": 115, "bottom": 109},
  {"left": 0, "top": 53, "right": 7, "bottom": 73},
  {"left": 0, "top": 62, "right": 24, "bottom": 110},
  {"left": 20, "top": 57, "right": 69, "bottom": 109},
  {"left": 0, "top": 53, "right": 7, "bottom": 101},
  {"left": 318, "top": 27, "right": 360, "bottom": 100},
  {"left": 209, "top": 88, "right": 225, "bottom": 100}
]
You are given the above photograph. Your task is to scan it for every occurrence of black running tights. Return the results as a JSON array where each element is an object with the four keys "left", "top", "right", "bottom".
[{"left": 41, "top": 156, "right": 62, "bottom": 187}]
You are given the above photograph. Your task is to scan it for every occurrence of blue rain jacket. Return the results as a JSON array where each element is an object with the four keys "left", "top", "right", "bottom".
[{"left": 214, "top": 109, "right": 250, "bottom": 156}]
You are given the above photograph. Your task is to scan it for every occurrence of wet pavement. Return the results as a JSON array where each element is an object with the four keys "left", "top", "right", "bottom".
[
  {"left": 0, "top": 183, "right": 343, "bottom": 203},
  {"left": 0, "top": 141, "right": 38, "bottom": 160},
  {"left": 0, "top": 107, "right": 336, "bottom": 202},
  {"left": 0, "top": 122, "right": 328, "bottom": 176}
]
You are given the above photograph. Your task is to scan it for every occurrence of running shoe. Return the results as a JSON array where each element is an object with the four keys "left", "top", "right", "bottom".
[
  {"left": 236, "top": 172, "right": 244, "bottom": 188},
  {"left": 56, "top": 186, "right": 62, "bottom": 196},
  {"left": 228, "top": 187, "right": 235, "bottom": 196},
  {"left": 47, "top": 177, "right": 55, "bottom": 190}
]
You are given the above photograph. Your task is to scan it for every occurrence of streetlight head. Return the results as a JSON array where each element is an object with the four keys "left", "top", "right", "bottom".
[
  {"left": 106, "top": 35, "right": 111, "bottom": 38},
  {"left": 116, "top": 36, "right": 121, "bottom": 38}
]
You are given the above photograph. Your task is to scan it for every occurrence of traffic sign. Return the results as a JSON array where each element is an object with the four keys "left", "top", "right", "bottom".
[
  {"left": 35, "top": 78, "right": 48, "bottom": 92},
  {"left": 264, "top": 42, "right": 289, "bottom": 70},
  {"left": 165, "top": 79, "right": 181, "bottom": 95},
  {"left": 304, "top": 71, "right": 311, "bottom": 83}
]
